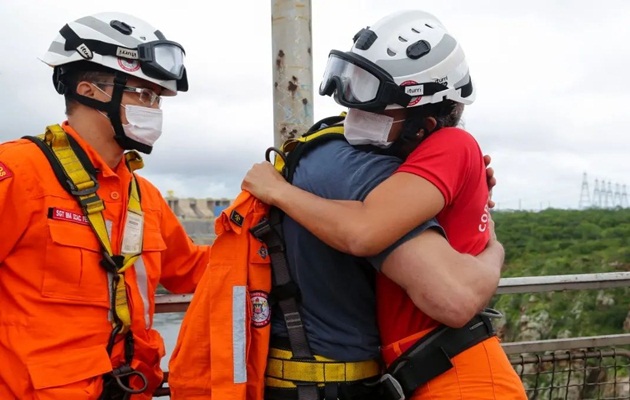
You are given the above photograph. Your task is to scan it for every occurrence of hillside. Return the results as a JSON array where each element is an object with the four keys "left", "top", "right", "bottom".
[{"left": 490, "top": 208, "right": 630, "bottom": 342}]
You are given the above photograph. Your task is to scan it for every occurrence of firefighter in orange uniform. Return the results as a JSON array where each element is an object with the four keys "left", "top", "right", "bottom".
[{"left": 0, "top": 12, "right": 210, "bottom": 400}]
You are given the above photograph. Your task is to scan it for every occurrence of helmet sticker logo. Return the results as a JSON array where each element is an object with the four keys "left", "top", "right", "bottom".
[
  {"left": 116, "top": 47, "right": 139, "bottom": 59},
  {"left": 76, "top": 44, "right": 93, "bottom": 60},
  {"left": 118, "top": 58, "right": 141, "bottom": 73},
  {"left": 404, "top": 85, "right": 424, "bottom": 96},
  {"left": 435, "top": 76, "right": 448, "bottom": 86},
  {"left": 250, "top": 291, "right": 271, "bottom": 328},
  {"left": 401, "top": 80, "right": 422, "bottom": 106}
]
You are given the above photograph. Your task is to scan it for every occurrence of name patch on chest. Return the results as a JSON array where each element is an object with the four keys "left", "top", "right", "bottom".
[{"left": 48, "top": 207, "right": 89, "bottom": 226}]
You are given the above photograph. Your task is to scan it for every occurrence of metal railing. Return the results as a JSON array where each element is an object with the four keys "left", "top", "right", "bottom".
[
  {"left": 511, "top": 349, "right": 630, "bottom": 399},
  {"left": 153, "top": 271, "right": 630, "bottom": 398}
]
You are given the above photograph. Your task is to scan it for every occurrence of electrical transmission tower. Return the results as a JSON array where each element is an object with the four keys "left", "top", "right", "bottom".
[
  {"left": 602, "top": 181, "right": 610, "bottom": 208},
  {"left": 614, "top": 183, "right": 621, "bottom": 207},
  {"left": 583, "top": 175, "right": 628, "bottom": 209},
  {"left": 606, "top": 181, "right": 614, "bottom": 208},
  {"left": 592, "top": 179, "right": 601, "bottom": 208},
  {"left": 579, "top": 172, "right": 591, "bottom": 209}
]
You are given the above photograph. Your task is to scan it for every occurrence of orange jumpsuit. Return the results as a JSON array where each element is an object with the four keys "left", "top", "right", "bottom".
[
  {"left": 169, "top": 190, "right": 271, "bottom": 400},
  {"left": 0, "top": 122, "right": 210, "bottom": 399}
]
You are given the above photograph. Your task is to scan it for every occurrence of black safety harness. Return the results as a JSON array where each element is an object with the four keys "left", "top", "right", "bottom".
[
  {"left": 249, "top": 115, "right": 501, "bottom": 400},
  {"left": 251, "top": 115, "right": 374, "bottom": 400},
  {"left": 379, "top": 310, "right": 501, "bottom": 400}
]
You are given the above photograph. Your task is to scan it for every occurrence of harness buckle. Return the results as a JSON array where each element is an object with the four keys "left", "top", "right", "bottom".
[
  {"left": 284, "top": 311, "right": 305, "bottom": 330},
  {"left": 68, "top": 179, "right": 100, "bottom": 196},
  {"left": 250, "top": 218, "right": 271, "bottom": 240},
  {"left": 379, "top": 373, "right": 406, "bottom": 400},
  {"left": 78, "top": 193, "right": 104, "bottom": 213},
  {"left": 101, "top": 253, "right": 123, "bottom": 274},
  {"left": 478, "top": 308, "right": 502, "bottom": 335}
]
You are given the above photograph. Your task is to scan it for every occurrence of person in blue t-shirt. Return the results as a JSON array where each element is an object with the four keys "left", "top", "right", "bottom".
[{"left": 255, "top": 132, "right": 504, "bottom": 400}]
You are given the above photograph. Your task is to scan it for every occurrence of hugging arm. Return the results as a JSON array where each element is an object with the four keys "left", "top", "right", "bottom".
[
  {"left": 242, "top": 162, "right": 444, "bottom": 257},
  {"left": 379, "top": 223, "right": 503, "bottom": 327}
]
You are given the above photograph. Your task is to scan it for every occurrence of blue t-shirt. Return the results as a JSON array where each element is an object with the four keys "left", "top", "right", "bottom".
[{"left": 271, "top": 139, "right": 441, "bottom": 361}]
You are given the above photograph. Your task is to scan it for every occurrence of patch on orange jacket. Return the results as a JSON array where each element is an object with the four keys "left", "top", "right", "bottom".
[
  {"left": 0, "top": 162, "right": 13, "bottom": 181},
  {"left": 48, "top": 207, "right": 90, "bottom": 226},
  {"left": 251, "top": 291, "right": 271, "bottom": 328}
]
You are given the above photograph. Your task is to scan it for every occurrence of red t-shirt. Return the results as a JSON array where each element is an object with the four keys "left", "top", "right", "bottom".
[{"left": 377, "top": 127, "right": 491, "bottom": 346}]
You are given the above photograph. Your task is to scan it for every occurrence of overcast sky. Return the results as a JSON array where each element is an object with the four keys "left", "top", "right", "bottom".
[{"left": 1, "top": 1, "right": 628, "bottom": 210}]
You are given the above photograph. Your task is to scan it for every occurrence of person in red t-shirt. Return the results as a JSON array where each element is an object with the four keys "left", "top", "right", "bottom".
[{"left": 243, "top": 10, "right": 526, "bottom": 400}]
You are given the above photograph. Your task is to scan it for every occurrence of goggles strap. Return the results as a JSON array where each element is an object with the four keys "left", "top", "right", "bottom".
[{"left": 60, "top": 24, "right": 138, "bottom": 61}]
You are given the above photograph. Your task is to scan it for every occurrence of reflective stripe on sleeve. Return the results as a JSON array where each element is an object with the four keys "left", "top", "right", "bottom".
[
  {"left": 233, "top": 286, "right": 247, "bottom": 383},
  {"left": 135, "top": 256, "right": 151, "bottom": 329}
]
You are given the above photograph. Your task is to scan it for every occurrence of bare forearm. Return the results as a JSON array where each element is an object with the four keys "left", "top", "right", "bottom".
[{"left": 381, "top": 232, "right": 502, "bottom": 327}]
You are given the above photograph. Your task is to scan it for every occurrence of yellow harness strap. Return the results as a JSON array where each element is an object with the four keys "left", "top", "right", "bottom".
[
  {"left": 265, "top": 347, "right": 381, "bottom": 389},
  {"left": 272, "top": 115, "right": 346, "bottom": 174},
  {"left": 42, "top": 125, "right": 144, "bottom": 334}
]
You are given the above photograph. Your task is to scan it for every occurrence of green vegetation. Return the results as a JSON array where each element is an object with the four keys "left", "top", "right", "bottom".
[{"left": 489, "top": 208, "right": 630, "bottom": 342}]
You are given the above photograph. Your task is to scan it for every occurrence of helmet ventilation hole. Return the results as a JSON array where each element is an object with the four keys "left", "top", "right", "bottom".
[
  {"left": 425, "top": 23, "right": 434, "bottom": 29},
  {"left": 411, "top": 27, "right": 420, "bottom": 34},
  {"left": 387, "top": 48, "right": 397, "bottom": 56},
  {"left": 110, "top": 20, "right": 133, "bottom": 35},
  {"left": 398, "top": 36, "right": 408, "bottom": 42}
]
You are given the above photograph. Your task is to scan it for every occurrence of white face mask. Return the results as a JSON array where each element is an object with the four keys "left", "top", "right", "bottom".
[
  {"left": 122, "top": 104, "right": 163, "bottom": 147},
  {"left": 91, "top": 83, "right": 164, "bottom": 148},
  {"left": 344, "top": 108, "right": 404, "bottom": 148}
]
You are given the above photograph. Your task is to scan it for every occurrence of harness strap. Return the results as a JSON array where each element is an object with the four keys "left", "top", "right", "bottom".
[
  {"left": 253, "top": 115, "right": 350, "bottom": 400},
  {"left": 275, "top": 122, "right": 346, "bottom": 183},
  {"left": 251, "top": 211, "right": 313, "bottom": 360},
  {"left": 33, "top": 125, "right": 145, "bottom": 334},
  {"left": 380, "top": 310, "right": 500, "bottom": 400},
  {"left": 24, "top": 125, "right": 148, "bottom": 396},
  {"left": 253, "top": 115, "right": 356, "bottom": 400},
  {"left": 266, "top": 347, "right": 381, "bottom": 387},
  {"left": 251, "top": 211, "right": 319, "bottom": 400}
]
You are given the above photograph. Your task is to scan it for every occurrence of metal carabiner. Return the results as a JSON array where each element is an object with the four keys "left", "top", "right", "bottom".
[
  {"left": 480, "top": 307, "right": 503, "bottom": 319},
  {"left": 111, "top": 364, "right": 149, "bottom": 395},
  {"left": 264, "top": 147, "right": 289, "bottom": 180}
]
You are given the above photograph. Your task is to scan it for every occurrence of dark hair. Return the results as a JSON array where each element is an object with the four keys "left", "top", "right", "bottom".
[
  {"left": 406, "top": 100, "right": 464, "bottom": 128},
  {"left": 64, "top": 70, "right": 115, "bottom": 115},
  {"left": 387, "top": 100, "right": 465, "bottom": 159},
  {"left": 56, "top": 62, "right": 117, "bottom": 115}
]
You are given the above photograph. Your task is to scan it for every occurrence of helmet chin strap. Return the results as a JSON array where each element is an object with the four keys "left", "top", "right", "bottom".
[
  {"left": 63, "top": 70, "right": 153, "bottom": 154},
  {"left": 384, "top": 115, "right": 440, "bottom": 159}
]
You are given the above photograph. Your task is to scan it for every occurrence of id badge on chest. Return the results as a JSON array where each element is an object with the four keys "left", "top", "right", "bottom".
[{"left": 121, "top": 210, "right": 144, "bottom": 255}]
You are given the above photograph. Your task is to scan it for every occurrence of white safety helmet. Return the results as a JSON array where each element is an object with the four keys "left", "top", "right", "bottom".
[
  {"left": 319, "top": 10, "right": 474, "bottom": 111},
  {"left": 41, "top": 12, "right": 187, "bottom": 96}
]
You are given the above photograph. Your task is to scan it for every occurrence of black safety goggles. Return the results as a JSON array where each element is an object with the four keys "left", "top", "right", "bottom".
[
  {"left": 319, "top": 50, "right": 447, "bottom": 111},
  {"left": 60, "top": 24, "right": 187, "bottom": 87},
  {"left": 135, "top": 40, "right": 185, "bottom": 81}
]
